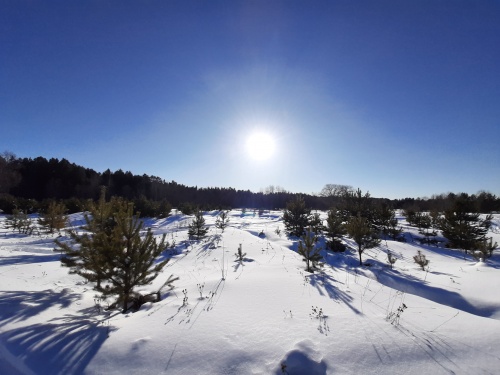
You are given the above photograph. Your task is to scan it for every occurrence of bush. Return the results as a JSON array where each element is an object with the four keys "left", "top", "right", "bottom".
[
  {"left": 38, "top": 201, "right": 67, "bottom": 234},
  {"left": 413, "top": 250, "right": 429, "bottom": 270}
]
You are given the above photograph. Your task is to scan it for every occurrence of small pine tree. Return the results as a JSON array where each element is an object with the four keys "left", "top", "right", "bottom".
[
  {"left": 38, "top": 201, "right": 67, "bottom": 234},
  {"left": 413, "top": 250, "right": 429, "bottom": 270},
  {"left": 283, "top": 196, "right": 311, "bottom": 237},
  {"left": 188, "top": 210, "right": 209, "bottom": 240},
  {"left": 439, "top": 196, "right": 492, "bottom": 255},
  {"left": 102, "top": 203, "right": 170, "bottom": 312},
  {"left": 325, "top": 209, "right": 346, "bottom": 252},
  {"left": 4, "top": 209, "right": 22, "bottom": 232},
  {"left": 56, "top": 195, "right": 171, "bottom": 313},
  {"left": 403, "top": 207, "right": 418, "bottom": 226},
  {"left": 339, "top": 188, "right": 375, "bottom": 224},
  {"left": 429, "top": 209, "right": 441, "bottom": 229},
  {"left": 472, "top": 237, "right": 498, "bottom": 262},
  {"left": 346, "top": 214, "right": 380, "bottom": 266},
  {"left": 5, "top": 209, "right": 34, "bottom": 234},
  {"left": 58, "top": 196, "right": 118, "bottom": 289},
  {"left": 215, "top": 210, "right": 230, "bottom": 232},
  {"left": 416, "top": 213, "right": 432, "bottom": 234},
  {"left": 297, "top": 227, "right": 322, "bottom": 272},
  {"left": 234, "top": 244, "right": 246, "bottom": 262},
  {"left": 309, "top": 212, "right": 324, "bottom": 236},
  {"left": 386, "top": 216, "right": 403, "bottom": 241},
  {"left": 157, "top": 199, "right": 172, "bottom": 218},
  {"left": 374, "top": 206, "right": 403, "bottom": 241},
  {"left": 372, "top": 203, "right": 394, "bottom": 233}
]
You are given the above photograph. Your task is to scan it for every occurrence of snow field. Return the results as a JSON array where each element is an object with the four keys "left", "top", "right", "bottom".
[{"left": 1, "top": 211, "right": 499, "bottom": 374}]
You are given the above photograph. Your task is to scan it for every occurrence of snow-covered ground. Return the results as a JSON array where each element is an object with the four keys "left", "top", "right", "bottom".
[{"left": 1, "top": 210, "right": 499, "bottom": 375}]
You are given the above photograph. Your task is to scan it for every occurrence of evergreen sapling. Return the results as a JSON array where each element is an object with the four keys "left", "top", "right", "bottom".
[{"left": 297, "top": 227, "right": 322, "bottom": 272}]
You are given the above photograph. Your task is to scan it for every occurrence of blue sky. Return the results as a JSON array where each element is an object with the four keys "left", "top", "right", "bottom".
[{"left": 1, "top": 1, "right": 499, "bottom": 199}]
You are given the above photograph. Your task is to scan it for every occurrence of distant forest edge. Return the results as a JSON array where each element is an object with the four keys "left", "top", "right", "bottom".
[{"left": 1, "top": 153, "right": 499, "bottom": 214}]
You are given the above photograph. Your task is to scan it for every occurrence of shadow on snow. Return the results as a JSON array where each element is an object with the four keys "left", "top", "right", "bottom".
[
  {"left": 307, "top": 272, "right": 360, "bottom": 315},
  {"left": 2, "top": 314, "right": 111, "bottom": 375},
  {"left": 365, "top": 258, "right": 500, "bottom": 319},
  {"left": 0, "top": 289, "right": 80, "bottom": 326},
  {"left": 0, "top": 290, "right": 112, "bottom": 374},
  {"left": 0, "top": 253, "right": 61, "bottom": 266}
]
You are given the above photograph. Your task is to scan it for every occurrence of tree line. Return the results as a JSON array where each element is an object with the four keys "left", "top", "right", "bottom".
[
  {"left": 0, "top": 153, "right": 326, "bottom": 214},
  {"left": 1, "top": 153, "right": 499, "bottom": 214}
]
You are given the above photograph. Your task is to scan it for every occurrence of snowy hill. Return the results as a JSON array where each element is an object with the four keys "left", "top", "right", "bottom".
[{"left": 1, "top": 210, "right": 499, "bottom": 374}]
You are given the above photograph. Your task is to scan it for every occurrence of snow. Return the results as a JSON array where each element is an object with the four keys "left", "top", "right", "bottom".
[{"left": 1, "top": 211, "right": 500, "bottom": 374}]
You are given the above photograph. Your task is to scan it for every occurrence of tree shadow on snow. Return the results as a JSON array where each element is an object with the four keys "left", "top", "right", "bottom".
[
  {"left": 232, "top": 258, "right": 254, "bottom": 272},
  {"left": 307, "top": 272, "right": 360, "bottom": 314},
  {"left": 366, "top": 259, "right": 500, "bottom": 319},
  {"left": 2, "top": 313, "right": 111, "bottom": 375},
  {"left": 0, "top": 289, "right": 80, "bottom": 326},
  {"left": 0, "top": 253, "right": 61, "bottom": 266}
]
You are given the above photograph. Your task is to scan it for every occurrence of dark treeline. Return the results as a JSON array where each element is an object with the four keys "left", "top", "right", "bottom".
[
  {"left": 0, "top": 154, "right": 499, "bottom": 214},
  {"left": 392, "top": 192, "right": 500, "bottom": 214},
  {"left": 0, "top": 155, "right": 326, "bottom": 213}
]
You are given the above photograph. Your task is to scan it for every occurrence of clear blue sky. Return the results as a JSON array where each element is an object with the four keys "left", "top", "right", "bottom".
[{"left": 1, "top": 0, "right": 499, "bottom": 199}]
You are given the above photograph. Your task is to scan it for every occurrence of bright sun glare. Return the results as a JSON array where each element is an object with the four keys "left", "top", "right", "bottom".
[{"left": 246, "top": 132, "right": 275, "bottom": 161}]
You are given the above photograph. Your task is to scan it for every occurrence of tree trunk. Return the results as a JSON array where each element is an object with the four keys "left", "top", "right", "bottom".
[
  {"left": 122, "top": 294, "right": 129, "bottom": 313},
  {"left": 358, "top": 244, "right": 363, "bottom": 266}
]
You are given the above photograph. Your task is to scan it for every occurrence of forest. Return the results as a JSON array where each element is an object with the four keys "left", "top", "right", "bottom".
[{"left": 1, "top": 152, "right": 499, "bottom": 214}]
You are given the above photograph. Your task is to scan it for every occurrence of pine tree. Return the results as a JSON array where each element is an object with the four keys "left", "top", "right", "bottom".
[
  {"left": 372, "top": 202, "right": 392, "bottom": 232},
  {"left": 157, "top": 199, "right": 172, "bottom": 218},
  {"left": 188, "top": 209, "right": 209, "bottom": 239},
  {"left": 308, "top": 212, "right": 324, "bottom": 236},
  {"left": 4, "top": 209, "right": 22, "bottom": 232},
  {"left": 215, "top": 210, "right": 230, "bottom": 232},
  {"left": 346, "top": 214, "right": 380, "bottom": 266},
  {"left": 38, "top": 201, "right": 67, "bottom": 234},
  {"left": 56, "top": 188, "right": 121, "bottom": 289},
  {"left": 403, "top": 207, "right": 419, "bottom": 227},
  {"left": 56, "top": 190, "right": 116, "bottom": 289},
  {"left": 5, "top": 209, "right": 34, "bottom": 234},
  {"left": 373, "top": 203, "right": 402, "bottom": 240},
  {"left": 99, "top": 202, "right": 169, "bottom": 312},
  {"left": 297, "top": 227, "right": 322, "bottom": 272},
  {"left": 472, "top": 237, "right": 498, "bottom": 261},
  {"left": 56, "top": 191, "right": 171, "bottom": 312},
  {"left": 385, "top": 215, "right": 403, "bottom": 241},
  {"left": 439, "top": 195, "right": 492, "bottom": 255},
  {"left": 325, "top": 209, "right": 346, "bottom": 252},
  {"left": 283, "top": 196, "right": 311, "bottom": 237},
  {"left": 234, "top": 244, "right": 246, "bottom": 262},
  {"left": 339, "top": 188, "right": 375, "bottom": 224}
]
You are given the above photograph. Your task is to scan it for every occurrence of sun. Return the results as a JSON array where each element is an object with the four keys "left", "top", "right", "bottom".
[{"left": 245, "top": 132, "right": 276, "bottom": 161}]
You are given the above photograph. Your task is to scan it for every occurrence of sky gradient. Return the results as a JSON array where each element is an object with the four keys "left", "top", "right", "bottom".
[{"left": 1, "top": 0, "right": 499, "bottom": 199}]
